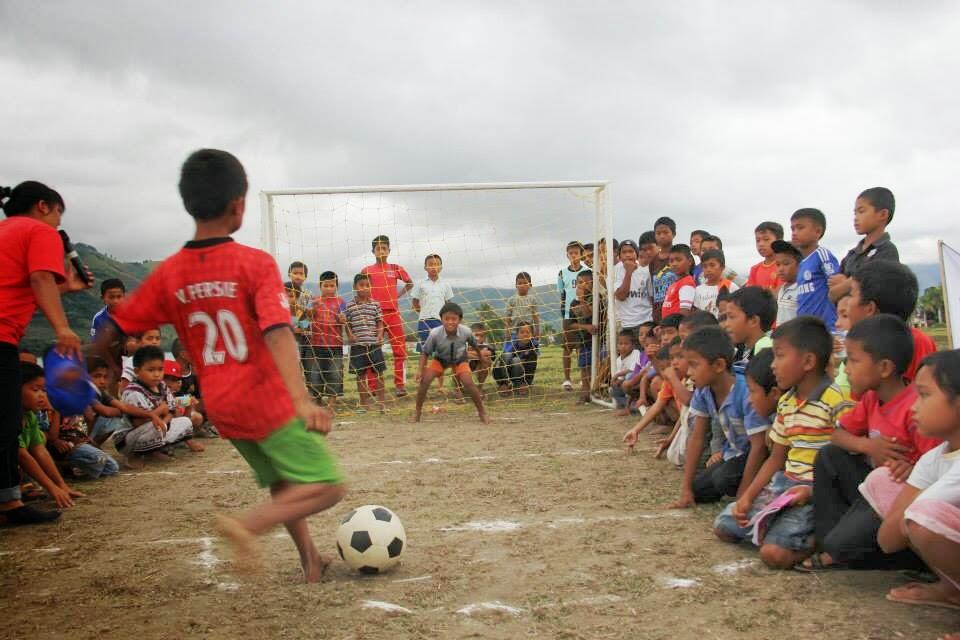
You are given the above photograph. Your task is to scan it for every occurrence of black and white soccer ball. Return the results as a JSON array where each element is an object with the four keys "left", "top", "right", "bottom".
[{"left": 336, "top": 505, "right": 406, "bottom": 574}]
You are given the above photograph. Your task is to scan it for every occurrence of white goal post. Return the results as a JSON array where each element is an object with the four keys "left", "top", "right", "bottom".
[{"left": 259, "top": 181, "right": 616, "bottom": 409}]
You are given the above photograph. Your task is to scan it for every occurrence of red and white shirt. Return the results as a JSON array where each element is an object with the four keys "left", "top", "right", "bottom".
[
  {"left": 111, "top": 238, "right": 294, "bottom": 440},
  {"left": 0, "top": 216, "right": 65, "bottom": 345},
  {"left": 660, "top": 275, "right": 696, "bottom": 319},
  {"left": 311, "top": 296, "right": 345, "bottom": 347},
  {"left": 361, "top": 262, "right": 411, "bottom": 312}
]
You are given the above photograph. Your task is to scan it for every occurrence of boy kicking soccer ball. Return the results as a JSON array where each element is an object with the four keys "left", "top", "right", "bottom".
[
  {"left": 411, "top": 302, "right": 490, "bottom": 424},
  {"left": 96, "top": 149, "right": 345, "bottom": 581}
]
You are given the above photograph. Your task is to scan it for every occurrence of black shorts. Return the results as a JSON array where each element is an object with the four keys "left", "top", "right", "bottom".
[
  {"left": 310, "top": 346, "right": 344, "bottom": 396},
  {"left": 349, "top": 344, "right": 386, "bottom": 375}
]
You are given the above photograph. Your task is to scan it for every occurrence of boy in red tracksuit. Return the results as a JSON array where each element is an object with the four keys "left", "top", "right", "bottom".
[{"left": 361, "top": 235, "right": 413, "bottom": 396}]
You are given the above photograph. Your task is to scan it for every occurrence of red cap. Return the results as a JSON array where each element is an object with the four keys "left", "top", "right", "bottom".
[{"left": 163, "top": 360, "right": 182, "bottom": 378}]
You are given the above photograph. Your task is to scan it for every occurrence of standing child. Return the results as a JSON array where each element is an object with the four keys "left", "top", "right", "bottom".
[
  {"left": 613, "top": 239, "right": 654, "bottom": 331},
  {"left": 659, "top": 244, "right": 696, "bottom": 320},
  {"left": 689, "top": 229, "right": 710, "bottom": 283},
  {"left": 100, "top": 149, "right": 344, "bottom": 581},
  {"left": 91, "top": 278, "right": 126, "bottom": 341},
  {"left": 411, "top": 254, "right": 454, "bottom": 350},
  {"left": 650, "top": 218, "right": 678, "bottom": 321},
  {"left": 344, "top": 273, "right": 386, "bottom": 413},
  {"left": 558, "top": 241, "right": 589, "bottom": 391},
  {"left": 610, "top": 329, "right": 641, "bottom": 413},
  {"left": 569, "top": 270, "right": 600, "bottom": 403},
  {"left": 361, "top": 235, "right": 413, "bottom": 396},
  {"left": 771, "top": 240, "right": 801, "bottom": 326},
  {"left": 829, "top": 187, "right": 900, "bottom": 303},
  {"left": 790, "top": 208, "right": 841, "bottom": 331},
  {"left": 746, "top": 222, "right": 784, "bottom": 290},
  {"left": 505, "top": 272, "right": 541, "bottom": 340},
  {"left": 411, "top": 302, "right": 490, "bottom": 424},
  {"left": 693, "top": 249, "right": 739, "bottom": 318},
  {"left": 310, "top": 271, "right": 346, "bottom": 411},
  {"left": 714, "top": 317, "right": 853, "bottom": 569},
  {"left": 698, "top": 235, "right": 746, "bottom": 286}
]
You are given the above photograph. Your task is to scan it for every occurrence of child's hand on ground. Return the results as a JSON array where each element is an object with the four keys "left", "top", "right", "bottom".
[
  {"left": 706, "top": 452, "right": 723, "bottom": 467},
  {"left": 298, "top": 399, "right": 332, "bottom": 434},
  {"left": 622, "top": 428, "right": 639, "bottom": 452},
  {"left": 733, "top": 496, "right": 753, "bottom": 527},
  {"left": 785, "top": 485, "right": 813, "bottom": 506},
  {"left": 653, "top": 437, "right": 672, "bottom": 459},
  {"left": 66, "top": 486, "right": 85, "bottom": 499},
  {"left": 885, "top": 459, "right": 914, "bottom": 483},
  {"left": 669, "top": 489, "right": 695, "bottom": 509},
  {"left": 49, "top": 486, "right": 75, "bottom": 508}
]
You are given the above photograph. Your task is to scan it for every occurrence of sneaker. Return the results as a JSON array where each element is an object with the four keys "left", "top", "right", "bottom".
[{"left": 561, "top": 380, "right": 574, "bottom": 391}]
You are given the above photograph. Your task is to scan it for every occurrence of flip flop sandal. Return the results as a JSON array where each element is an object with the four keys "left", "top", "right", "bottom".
[
  {"left": 793, "top": 554, "right": 847, "bottom": 573},
  {"left": 887, "top": 586, "right": 960, "bottom": 611}
]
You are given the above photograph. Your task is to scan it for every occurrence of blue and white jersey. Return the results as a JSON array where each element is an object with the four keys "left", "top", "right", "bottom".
[
  {"left": 557, "top": 264, "right": 588, "bottom": 320},
  {"left": 91, "top": 306, "right": 114, "bottom": 339},
  {"left": 796, "top": 246, "right": 840, "bottom": 331}
]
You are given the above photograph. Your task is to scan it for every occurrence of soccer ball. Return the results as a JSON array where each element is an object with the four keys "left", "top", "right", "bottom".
[{"left": 336, "top": 505, "right": 406, "bottom": 574}]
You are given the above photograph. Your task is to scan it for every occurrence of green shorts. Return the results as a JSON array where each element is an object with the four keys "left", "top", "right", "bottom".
[{"left": 231, "top": 418, "right": 343, "bottom": 488}]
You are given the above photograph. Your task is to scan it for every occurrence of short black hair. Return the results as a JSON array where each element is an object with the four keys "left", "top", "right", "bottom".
[
  {"left": 424, "top": 254, "right": 442, "bottom": 266},
  {"left": 858, "top": 187, "right": 895, "bottom": 225},
  {"left": 178, "top": 149, "right": 247, "bottom": 221},
  {"left": 701, "top": 234, "right": 723, "bottom": 249},
  {"left": 746, "top": 348, "right": 777, "bottom": 393},
  {"left": 659, "top": 313, "right": 683, "bottom": 330},
  {"left": 171, "top": 338, "right": 187, "bottom": 357},
  {"left": 771, "top": 316, "right": 832, "bottom": 374},
  {"left": 852, "top": 259, "right": 918, "bottom": 322},
  {"left": 638, "top": 231, "right": 657, "bottom": 247},
  {"left": 353, "top": 273, "right": 370, "bottom": 287},
  {"left": 288, "top": 261, "right": 308, "bottom": 276},
  {"left": 654, "top": 216, "right": 676, "bottom": 235},
  {"left": 100, "top": 278, "right": 125, "bottom": 296},
  {"left": 618, "top": 327, "right": 637, "bottom": 341},
  {"left": 439, "top": 302, "right": 463, "bottom": 318},
  {"left": 566, "top": 241, "right": 584, "bottom": 253},
  {"left": 716, "top": 287, "right": 733, "bottom": 304},
  {"left": 576, "top": 270, "right": 593, "bottom": 282},
  {"left": 680, "top": 310, "right": 720, "bottom": 332},
  {"left": 470, "top": 321, "right": 486, "bottom": 332},
  {"left": 846, "top": 314, "right": 914, "bottom": 376},
  {"left": 0, "top": 181, "right": 64, "bottom": 217},
  {"left": 683, "top": 325, "right": 735, "bottom": 371},
  {"left": 690, "top": 229, "right": 710, "bottom": 241},
  {"left": 583, "top": 242, "right": 594, "bottom": 252},
  {"left": 515, "top": 320, "right": 534, "bottom": 333},
  {"left": 516, "top": 271, "right": 531, "bottom": 284},
  {"left": 754, "top": 221, "right": 784, "bottom": 239},
  {"left": 655, "top": 344, "right": 672, "bottom": 361},
  {"left": 87, "top": 357, "right": 109, "bottom": 374},
  {"left": 319, "top": 270, "right": 338, "bottom": 284},
  {"left": 283, "top": 281, "right": 301, "bottom": 292},
  {"left": 133, "top": 345, "right": 166, "bottom": 369},
  {"left": 919, "top": 350, "right": 960, "bottom": 401},
  {"left": 669, "top": 243, "right": 694, "bottom": 263},
  {"left": 638, "top": 320, "right": 657, "bottom": 331},
  {"left": 728, "top": 286, "right": 777, "bottom": 331},
  {"left": 790, "top": 208, "right": 827, "bottom": 237},
  {"left": 700, "top": 248, "right": 725, "bottom": 267},
  {"left": 771, "top": 240, "right": 802, "bottom": 262},
  {"left": 669, "top": 336, "right": 683, "bottom": 348},
  {"left": 371, "top": 234, "right": 390, "bottom": 249},
  {"left": 20, "top": 361, "right": 44, "bottom": 384}
]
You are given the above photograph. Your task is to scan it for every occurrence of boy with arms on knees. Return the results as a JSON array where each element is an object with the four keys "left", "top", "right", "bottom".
[
  {"left": 724, "top": 286, "right": 777, "bottom": 365},
  {"left": 746, "top": 222, "right": 784, "bottom": 290},
  {"left": 800, "top": 315, "right": 938, "bottom": 572},
  {"left": 714, "top": 317, "right": 852, "bottom": 569},
  {"left": 494, "top": 321, "right": 539, "bottom": 395},
  {"left": 310, "top": 271, "right": 346, "bottom": 411},
  {"left": 558, "top": 241, "right": 589, "bottom": 391},
  {"left": 694, "top": 249, "right": 739, "bottom": 318},
  {"left": 790, "top": 208, "right": 841, "bottom": 331},
  {"left": 361, "top": 236, "right": 413, "bottom": 396},
  {"left": 344, "top": 273, "right": 386, "bottom": 413},
  {"left": 99, "top": 150, "right": 344, "bottom": 580},
  {"left": 669, "top": 327, "right": 771, "bottom": 507},
  {"left": 846, "top": 259, "right": 935, "bottom": 383},
  {"left": 829, "top": 187, "right": 900, "bottom": 303},
  {"left": 650, "top": 218, "right": 678, "bottom": 321},
  {"left": 411, "top": 303, "right": 490, "bottom": 424},
  {"left": 771, "top": 240, "right": 801, "bottom": 326}
]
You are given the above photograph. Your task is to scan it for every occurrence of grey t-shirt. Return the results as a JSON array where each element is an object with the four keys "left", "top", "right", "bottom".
[{"left": 422, "top": 324, "right": 478, "bottom": 365}]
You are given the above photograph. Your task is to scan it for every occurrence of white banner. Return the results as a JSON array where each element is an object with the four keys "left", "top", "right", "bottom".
[{"left": 940, "top": 241, "right": 960, "bottom": 349}]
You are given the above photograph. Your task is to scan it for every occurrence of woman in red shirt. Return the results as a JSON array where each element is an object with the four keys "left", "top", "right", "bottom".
[{"left": 0, "top": 182, "right": 90, "bottom": 525}]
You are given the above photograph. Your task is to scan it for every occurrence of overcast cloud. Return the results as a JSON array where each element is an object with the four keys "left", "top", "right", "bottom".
[{"left": 2, "top": 1, "right": 959, "bottom": 277}]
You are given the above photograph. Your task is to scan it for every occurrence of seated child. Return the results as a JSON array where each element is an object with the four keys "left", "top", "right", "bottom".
[
  {"left": 117, "top": 346, "right": 197, "bottom": 465},
  {"left": 467, "top": 322, "right": 496, "bottom": 390},
  {"left": 657, "top": 313, "right": 681, "bottom": 346},
  {"left": 800, "top": 315, "right": 939, "bottom": 572},
  {"left": 164, "top": 360, "right": 205, "bottom": 436},
  {"left": 669, "top": 327, "right": 771, "bottom": 507},
  {"left": 678, "top": 310, "right": 720, "bottom": 341},
  {"left": 693, "top": 249, "right": 739, "bottom": 318},
  {"left": 493, "top": 321, "right": 539, "bottom": 396},
  {"left": 344, "top": 273, "right": 386, "bottom": 413},
  {"left": 412, "top": 302, "right": 490, "bottom": 424},
  {"left": 714, "top": 317, "right": 853, "bottom": 569},
  {"left": 628, "top": 331, "right": 662, "bottom": 413},
  {"left": 862, "top": 351, "right": 960, "bottom": 611},
  {"left": 623, "top": 338, "right": 689, "bottom": 445},
  {"left": 87, "top": 358, "right": 162, "bottom": 447},
  {"left": 610, "top": 328, "right": 641, "bottom": 413},
  {"left": 18, "top": 363, "right": 85, "bottom": 509},
  {"left": 725, "top": 286, "right": 777, "bottom": 368},
  {"left": 118, "top": 333, "right": 142, "bottom": 392},
  {"left": 44, "top": 408, "right": 119, "bottom": 481}
]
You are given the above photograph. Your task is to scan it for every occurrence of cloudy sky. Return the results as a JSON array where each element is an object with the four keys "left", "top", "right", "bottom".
[{"left": 2, "top": 1, "right": 959, "bottom": 278}]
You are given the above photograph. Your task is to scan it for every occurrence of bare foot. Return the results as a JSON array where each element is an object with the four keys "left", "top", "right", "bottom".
[
  {"left": 612, "top": 408, "right": 631, "bottom": 417},
  {"left": 185, "top": 439, "right": 206, "bottom": 452},
  {"left": 121, "top": 455, "right": 145, "bottom": 471},
  {"left": 215, "top": 514, "right": 261, "bottom": 575},
  {"left": 409, "top": 413, "right": 422, "bottom": 424},
  {"left": 887, "top": 580, "right": 960, "bottom": 610},
  {"left": 148, "top": 451, "right": 172, "bottom": 463},
  {"left": 303, "top": 552, "right": 333, "bottom": 583},
  {"left": 479, "top": 412, "right": 492, "bottom": 425}
]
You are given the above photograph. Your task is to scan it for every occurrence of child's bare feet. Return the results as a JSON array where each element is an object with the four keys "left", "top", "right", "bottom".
[
  {"left": 479, "top": 412, "right": 491, "bottom": 425},
  {"left": 148, "top": 451, "right": 172, "bottom": 462},
  {"left": 303, "top": 552, "right": 333, "bottom": 583},
  {"left": 121, "top": 454, "right": 145, "bottom": 470},
  {"left": 887, "top": 580, "right": 960, "bottom": 610},
  {"left": 185, "top": 439, "right": 206, "bottom": 452},
  {"left": 215, "top": 514, "right": 261, "bottom": 575},
  {"left": 409, "top": 413, "right": 422, "bottom": 424}
]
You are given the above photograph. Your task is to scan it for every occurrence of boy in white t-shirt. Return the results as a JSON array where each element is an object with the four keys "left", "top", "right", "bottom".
[
  {"left": 411, "top": 254, "right": 454, "bottom": 351},
  {"left": 610, "top": 328, "right": 641, "bottom": 412},
  {"left": 693, "top": 249, "right": 739, "bottom": 318},
  {"left": 613, "top": 239, "right": 653, "bottom": 330},
  {"left": 771, "top": 240, "right": 801, "bottom": 326}
]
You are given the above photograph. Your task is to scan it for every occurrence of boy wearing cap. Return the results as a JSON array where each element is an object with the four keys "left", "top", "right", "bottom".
[
  {"left": 772, "top": 240, "right": 801, "bottom": 326},
  {"left": 613, "top": 239, "right": 654, "bottom": 332},
  {"left": 361, "top": 235, "right": 414, "bottom": 396},
  {"left": 163, "top": 359, "right": 206, "bottom": 437}
]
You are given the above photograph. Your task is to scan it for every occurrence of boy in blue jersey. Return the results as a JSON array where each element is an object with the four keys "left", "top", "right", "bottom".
[
  {"left": 790, "top": 208, "right": 840, "bottom": 331},
  {"left": 557, "top": 241, "right": 589, "bottom": 391},
  {"left": 91, "top": 278, "right": 126, "bottom": 341}
]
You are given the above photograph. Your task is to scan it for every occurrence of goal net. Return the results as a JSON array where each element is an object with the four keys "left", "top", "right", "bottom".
[{"left": 259, "top": 182, "right": 615, "bottom": 414}]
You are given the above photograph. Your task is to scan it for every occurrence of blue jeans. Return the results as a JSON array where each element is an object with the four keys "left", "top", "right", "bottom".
[
  {"left": 714, "top": 471, "right": 815, "bottom": 551},
  {"left": 610, "top": 384, "right": 628, "bottom": 408},
  {"left": 417, "top": 319, "right": 442, "bottom": 352},
  {"left": 63, "top": 443, "right": 119, "bottom": 479},
  {"left": 91, "top": 416, "right": 130, "bottom": 443}
]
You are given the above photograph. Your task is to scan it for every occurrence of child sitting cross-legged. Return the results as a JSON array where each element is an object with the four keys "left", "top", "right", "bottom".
[
  {"left": 798, "top": 314, "right": 940, "bottom": 572},
  {"left": 669, "top": 326, "right": 772, "bottom": 508},
  {"left": 714, "top": 316, "right": 853, "bottom": 569},
  {"left": 411, "top": 302, "right": 490, "bottom": 424}
]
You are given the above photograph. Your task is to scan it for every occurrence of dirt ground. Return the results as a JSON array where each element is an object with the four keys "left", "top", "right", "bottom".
[{"left": 2, "top": 399, "right": 957, "bottom": 640}]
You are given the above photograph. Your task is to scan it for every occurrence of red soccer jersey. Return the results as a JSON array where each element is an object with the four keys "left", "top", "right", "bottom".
[
  {"left": 838, "top": 385, "right": 940, "bottom": 464},
  {"left": 747, "top": 260, "right": 781, "bottom": 291},
  {"left": 111, "top": 238, "right": 294, "bottom": 440},
  {"left": 0, "top": 216, "right": 65, "bottom": 345},
  {"left": 906, "top": 328, "right": 937, "bottom": 384},
  {"left": 660, "top": 275, "right": 696, "bottom": 318},
  {"left": 311, "top": 296, "right": 345, "bottom": 347},
  {"left": 361, "top": 262, "right": 411, "bottom": 312}
]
